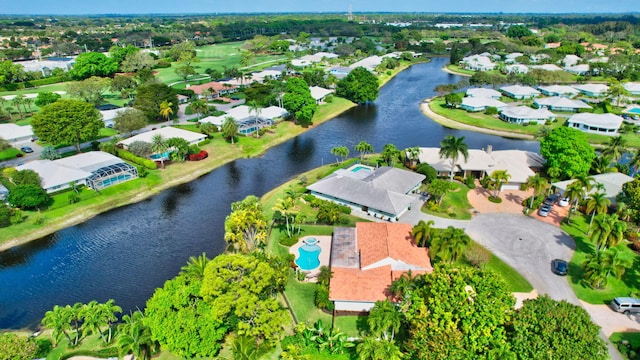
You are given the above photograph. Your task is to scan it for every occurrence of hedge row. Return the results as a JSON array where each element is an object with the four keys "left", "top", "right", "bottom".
[
  {"left": 116, "top": 149, "right": 158, "bottom": 170},
  {"left": 59, "top": 347, "right": 119, "bottom": 360},
  {"left": 0, "top": 76, "right": 66, "bottom": 91}
]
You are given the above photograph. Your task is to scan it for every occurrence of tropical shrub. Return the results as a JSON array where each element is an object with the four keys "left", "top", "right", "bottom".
[{"left": 116, "top": 149, "right": 157, "bottom": 170}]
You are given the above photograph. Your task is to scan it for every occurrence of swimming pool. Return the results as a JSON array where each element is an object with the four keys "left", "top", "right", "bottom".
[
  {"left": 150, "top": 151, "right": 171, "bottom": 160},
  {"left": 97, "top": 174, "right": 133, "bottom": 188},
  {"left": 628, "top": 108, "right": 640, "bottom": 115},
  {"left": 296, "top": 244, "right": 321, "bottom": 271},
  {"left": 351, "top": 165, "right": 373, "bottom": 173}
]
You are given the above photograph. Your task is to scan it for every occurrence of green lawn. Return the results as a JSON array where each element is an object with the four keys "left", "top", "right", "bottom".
[
  {"left": 482, "top": 250, "right": 534, "bottom": 293},
  {"left": 422, "top": 181, "right": 473, "bottom": 220},
  {"left": 610, "top": 332, "right": 640, "bottom": 356},
  {"left": 283, "top": 272, "right": 332, "bottom": 327},
  {"left": 562, "top": 215, "right": 640, "bottom": 304},
  {"left": 0, "top": 147, "right": 21, "bottom": 160},
  {"left": 446, "top": 64, "right": 477, "bottom": 76}
]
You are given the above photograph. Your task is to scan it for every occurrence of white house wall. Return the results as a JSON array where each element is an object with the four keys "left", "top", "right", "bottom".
[{"left": 333, "top": 300, "right": 376, "bottom": 312}]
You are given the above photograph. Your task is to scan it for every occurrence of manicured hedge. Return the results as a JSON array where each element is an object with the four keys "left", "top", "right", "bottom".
[
  {"left": 59, "top": 347, "right": 119, "bottom": 360},
  {"left": 116, "top": 148, "right": 158, "bottom": 170},
  {"left": 0, "top": 76, "right": 66, "bottom": 91}
]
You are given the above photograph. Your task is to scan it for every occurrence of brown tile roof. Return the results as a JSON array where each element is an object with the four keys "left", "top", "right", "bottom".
[
  {"left": 329, "top": 266, "right": 392, "bottom": 302},
  {"left": 188, "top": 81, "right": 236, "bottom": 95},
  {"left": 356, "top": 222, "right": 431, "bottom": 270}
]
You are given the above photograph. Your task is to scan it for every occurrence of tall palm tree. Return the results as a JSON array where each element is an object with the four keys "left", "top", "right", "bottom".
[
  {"left": 159, "top": 100, "right": 173, "bottom": 121},
  {"left": 42, "top": 305, "right": 73, "bottom": 346},
  {"left": 11, "top": 94, "right": 24, "bottom": 119},
  {"left": 101, "top": 299, "right": 121, "bottom": 344},
  {"left": 117, "top": 310, "right": 158, "bottom": 360},
  {"left": 368, "top": 299, "right": 401, "bottom": 341},
  {"left": 330, "top": 146, "right": 349, "bottom": 165},
  {"left": 248, "top": 100, "right": 262, "bottom": 138},
  {"left": 630, "top": 148, "right": 640, "bottom": 177},
  {"left": 381, "top": 143, "right": 400, "bottom": 166},
  {"left": 405, "top": 146, "right": 421, "bottom": 168},
  {"left": 439, "top": 135, "right": 469, "bottom": 181},
  {"left": 222, "top": 116, "right": 239, "bottom": 144},
  {"left": 590, "top": 154, "right": 615, "bottom": 175},
  {"left": 563, "top": 181, "right": 585, "bottom": 223},
  {"left": 411, "top": 220, "right": 435, "bottom": 247},
  {"left": 354, "top": 141, "right": 374, "bottom": 161},
  {"left": 583, "top": 247, "right": 632, "bottom": 289},
  {"left": 525, "top": 174, "right": 549, "bottom": 210},
  {"left": 190, "top": 99, "right": 208, "bottom": 120},
  {"left": 489, "top": 170, "right": 511, "bottom": 198},
  {"left": 430, "top": 226, "right": 470, "bottom": 263},
  {"left": 179, "top": 252, "right": 210, "bottom": 280},
  {"left": 585, "top": 192, "right": 611, "bottom": 234},
  {"left": 151, "top": 134, "right": 168, "bottom": 168},
  {"left": 80, "top": 301, "right": 107, "bottom": 343},
  {"left": 357, "top": 337, "right": 402, "bottom": 360},
  {"left": 590, "top": 213, "right": 626, "bottom": 250},
  {"left": 602, "top": 135, "right": 627, "bottom": 162}
]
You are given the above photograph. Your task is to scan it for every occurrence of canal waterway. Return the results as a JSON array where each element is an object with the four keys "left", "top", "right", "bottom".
[{"left": 0, "top": 58, "right": 540, "bottom": 329}]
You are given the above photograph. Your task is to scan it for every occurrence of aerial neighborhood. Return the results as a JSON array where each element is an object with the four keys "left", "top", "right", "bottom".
[{"left": 1, "top": 8, "right": 640, "bottom": 360}]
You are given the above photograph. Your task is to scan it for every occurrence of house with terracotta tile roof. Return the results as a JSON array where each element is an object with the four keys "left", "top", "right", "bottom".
[
  {"left": 329, "top": 223, "right": 432, "bottom": 312},
  {"left": 187, "top": 81, "right": 238, "bottom": 99}
]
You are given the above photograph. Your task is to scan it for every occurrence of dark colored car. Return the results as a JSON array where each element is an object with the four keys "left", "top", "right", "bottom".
[
  {"left": 544, "top": 194, "right": 559, "bottom": 206},
  {"left": 20, "top": 146, "right": 34, "bottom": 153},
  {"left": 538, "top": 204, "right": 551, "bottom": 217},
  {"left": 551, "top": 259, "right": 568, "bottom": 276}
]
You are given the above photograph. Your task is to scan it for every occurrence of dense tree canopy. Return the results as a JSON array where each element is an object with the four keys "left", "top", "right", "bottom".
[
  {"left": 508, "top": 295, "right": 607, "bottom": 360},
  {"left": 540, "top": 127, "right": 595, "bottom": 180},
  {"left": 7, "top": 184, "right": 49, "bottom": 209},
  {"left": 66, "top": 76, "right": 111, "bottom": 106},
  {"left": 0, "top": 333, "right": 38, "bottom": 360},
  {"left": 113, "top": 108, "right": 147, "bottom": 135},
  {"left": 336, "top": 67, "right": 379, "bottom": 104},
  {"left": 34, "top": 92, "right": 61, "bottom": 107},
  {"left": 69, "top": 52, "right": 118, "bottom": 80},
  {"left": 282, "top": 77, "right": 317, "bottom": 126},
  {"left": 32, "top": 99, "right": 103, "bottom": 152},
  {"left": 132, "top": 83, "right": 179, "bottom": 122}
]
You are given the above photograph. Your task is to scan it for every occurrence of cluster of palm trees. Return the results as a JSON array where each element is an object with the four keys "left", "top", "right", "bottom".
[
  {"left": 0, "top": 94, "right": 34, "bottom": 120},
  {"left": 411, "top": 220, "right": 471, "bottom": 263},
  {"left": 272, "top": 187, "right": 306, "bottom": 238}
]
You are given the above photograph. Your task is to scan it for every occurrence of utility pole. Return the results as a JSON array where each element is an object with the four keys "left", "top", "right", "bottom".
[{"left": 347, "top": 4, "right": 353, "bottom": 22}]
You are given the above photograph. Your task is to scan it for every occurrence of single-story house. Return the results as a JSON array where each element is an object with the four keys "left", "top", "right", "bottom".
[
  {"left": 0, "top": 123, "right": 33, "bottom": 144},
  {"left": 565, "top": 64, "right": 590, "bottom": 75},
  {"left": 248, "top": 69, "right": 282, "bottom": 83},
  {"left": 552, "top": 172, "right": 634, "bottom": 203},
  {"left": 573, "top": 83, "right": 609, "bottom": 98},
  {"left": 459, "top": 55, "right": 496, "bottom": 71},
  {"left": 537, "top": 85, "right": 580, "bottom": 97},
  {"left": 309, "top": 86, "right": 334, "bottom": 104},
  {"left": 118, "top": 127, "right": 207, "bottom": 148},
  {"left": 563, "top": 54, "right": 582, "bottom": 67},
  {"left": 466, "top": 88, "right": 502, "bottom": 99},
  {"left": 500, "top": 85, "right": 540, "bottom": 99},
  {"left": 329, "top": 66, "right": 352, "bottom": 80},
  {"left": 417, "top": 147, "right": 544, "bottom": 190},
  {"left": 623, "top": 82, "right": 640, "bottom": 96},
  {"left": 499, "top": 106, "right": 556, "bottom": 125},
  {"left": 187, "top": 81, "right": 238, "bottom": 99},
  {"left": 534, "top": 97, "right": 592, "bottom": 112},
  {"left": 15, "top": 151, "right": 138, "bottom": 193},
  {"left": 460, "top": 97, "right": 507, "bottom": 112},
  {"left": 177, "top": 94, "right": 190, "bottom": 104},
  {"left": 504, "top": 52, "right": 524, "bottom": 63},
  {"left": 329, "top": 223, "right": 432, "bottom": 312},
  {"left": 505, "top": 64, "right": 528, "bottom": 74},
  {"left": 529, "top": 64, "right": 564, "bottom": 72},
  {"left": 18, "top": 57, "right": 75, "bottom": 76},
  {"left": 349, "top": 56, "right": 383, "bottom": 72},
  {"left": 99, "top": 108, "right": 129, "bottom": 128},
  {"left": 567, "top": 113, "right": 623, "bottom": 135},
  {"left": 307, "top": 165, "right": 425, "bottom": 221},
  {"left": 200, "top": 105, "right": 288, "bottom": 135}
]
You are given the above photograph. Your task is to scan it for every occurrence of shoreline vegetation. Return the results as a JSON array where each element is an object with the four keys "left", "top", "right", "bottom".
[{"left": 0, "top": 59, "right": 427, "bottom": 252}]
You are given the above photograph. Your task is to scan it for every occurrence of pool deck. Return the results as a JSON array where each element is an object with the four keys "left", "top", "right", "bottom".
[{"left": 289, "top": 235, "right": 332, "bottom": 282}]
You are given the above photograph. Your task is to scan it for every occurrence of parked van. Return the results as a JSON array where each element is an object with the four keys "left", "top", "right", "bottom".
[{"left": 610, "top": 297, "right": 640, "bottom": 314}]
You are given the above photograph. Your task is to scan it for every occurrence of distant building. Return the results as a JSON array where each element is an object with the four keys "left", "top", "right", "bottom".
[
  {"left": 499, "top": 106, "right": 556, "bottom": 125},
  {"left": 200, "top": 105, "right": 288, "bottom": 135},
  {"left": 119, "top": 127, "right": 207, "bottom": 148},
  {"left": 534, "top": 97, "right": 592, "bottom": 112},
  {"left": 499, "top": 85, "right": 540, "bottom": 99},
  {"left": 537, "top": 85, "right": 580, "bottom": 97},
  {"left": 567, "top": 113, "right": 623, "bottom": 135},
  {"left": 623, "top": 82, "right": 640, "bottom": 96},
  {"left": 466, "top": 88, "right": 502, "bottom": 99},
  {"left": 0, "top": 123, "right": 33, "bottom": 144},
  {"left": 460, "top": 97, "right": 507, "bottom": 112},
  {"left": 459, "top": 55, "right": 496, "bottom": 71},
  {"left": 572, "top": 83, "right": 609, "bottom": 97}
]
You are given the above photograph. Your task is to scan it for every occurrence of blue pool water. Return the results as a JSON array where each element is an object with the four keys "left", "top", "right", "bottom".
[
  {"left": 296, "top": 244, "right": 321, "bottom": 271},
  {"left": 629, "top": 108, "right": 640, "bottom": 115},
  {"left": 150, "top": 151, "right": 171, "bottom": 160},
  {"left": 98, "top": 174, "right": 132, "bottom": 188},
  {"left": 351, "top": 165, "right": 372, "bottom": 173}
]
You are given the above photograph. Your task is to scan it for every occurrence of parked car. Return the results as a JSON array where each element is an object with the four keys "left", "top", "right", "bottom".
[
  {"left": 538, "top": 204, "right": 551, "bottom": 217},
  {"left": 20, "top": 146, "right": 34, "bottom": 153},
  {"left": 610, "top": 297, "right": 640, "bottom": 314},
  {"left": 544, "top": 194, "right": 559, "bottom": 206},
  {"left": 558, "top": 197, "right": 570, "bottom": 207},
  {"left": 551, "top": 259, "right": 568, "bottom": 276}
]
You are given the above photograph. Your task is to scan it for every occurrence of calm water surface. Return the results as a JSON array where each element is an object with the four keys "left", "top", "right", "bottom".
[{"left": 0, "top": 58, "right": 540, "bottom": 329}]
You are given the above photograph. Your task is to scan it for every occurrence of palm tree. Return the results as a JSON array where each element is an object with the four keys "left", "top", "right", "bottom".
[
  {"left": 11, "top": 95, "right": 24, "bottom": 119},
  {"left": 232, "top": 335, "right": 267, "bottom": 360},
  {"left": 602, "top": 135, "right": 627, "bottom": 161},
  {"left": 583, "top": 247, "right": 632, "bottom": 289},
  {"left": 248, "top": 100, "right": 262, "bottom": 138},
  {"left": 590, "top": 154, "right": 614, "bottom": 174},
  {"left": 430, "top": 226, "right": 470, "bottom": 263},
  {"left": 357, "top": 337, "right": 402, "bottom": 360},
  {"left": 381, "top": 143, "right": 400, "bottom": 166},
  {"left": 159, "top": 100, "right": 173, "bottom": 121},
  {"left": 117, "top": 310, "right": 158, "bottom": 360},
  {"left": 330, "top": 146, "right": 349, "bottom": 165},
  {"left": 411, "top": 220, "right": 435, "bottom": 247},
  {"left": 630, "top": 148, "right": 640, "bottom": 177},
  {"left": 489, "top": 170, "right": 511, "bottom": 198},
  {"left": 368, "top": 299, "right": 401, "bottom": 341},
  {"left": 590, "top": 213, "right": 626, "bottom": 250},
  {"left": 525, "top": 174, "right": 549, "bottom": 210},
  {"left": 42, "top": 305, "right": 73, "bottom": 346},
  {"left": 80, "top": 301, "right": 107, "bottom": 343},
  {"left": 179, "top": 252, "right": 210, "bottom": 280},
  {"left": 405, "top": 146, "right": 421, "bottom": 168},
  {"left": 354, "top": 141, "right": 374, "bottom": 161},
  {"left": 222, "top": 116, "right": 239, "bottom": 144},
  {"left": 563, "top": 181, "right": 585, "bottom": 223},
  {"left": 585, "top": 192, "right": 611, "bottom": 234},
  {"left": 190, "top": 99, "right": 208, "bottom": 120},
  {"left": 151, "top": 134, "right": 168, "bottom": 168},
  {"left": 102, "top": 299, "right": 121, "bottom": 344},
  {"left": 439, "top": 135, "right": 469, "bottom": 181},
  {"left": 388, "top": 271, "right": 416, "bottom": 301}
]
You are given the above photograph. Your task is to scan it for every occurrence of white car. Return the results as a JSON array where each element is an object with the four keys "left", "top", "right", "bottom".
[{"left": 558, "top": 197, "right": 570, "bottom": 207}]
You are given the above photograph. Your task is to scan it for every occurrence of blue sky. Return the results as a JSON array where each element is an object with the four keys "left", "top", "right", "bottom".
[{"left": 2, "top": 0, "right": 639, "bottom": 15}]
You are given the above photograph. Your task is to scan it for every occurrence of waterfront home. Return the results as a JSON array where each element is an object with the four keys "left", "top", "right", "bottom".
[
  {"left": 529, "top": 64, "right": 564, "bottom": 72},
  {"left": 292, "top": 52, "right": 339, "bottom": 67},
  {"left": 466, "top": 88, "right": 502, "bottom": 99},
  {"left": 623, "top": 82, "right": 640, "bottom": 96},
  {"left": 307, "top": 165, "right": 425, "bottom": 222},
  {"left": 573, "top": 83, "right": 609, "bottom": 97},
  {"left": 309, "top": 86, "right": 334, "bottom": 104},
  {"left": 537, "top": 85, "right": 580, "bottom": 97},
  {"left": 200, "top": 105, "right": 288, "bottom": 135},
  {"left": 460, "top": 97, "right": 507, "bottom": 112},
  {"left": 15, "top": 151, "right": 138, "bottom": 193},
  {"left": 349, "top": 56, "right": 383, "bottom": 72},
  {"left": 328, "top": 66, "right": 352, "bottom": 80},
  {"left": 329, "top": 223, "right": 432, "bottom": 312},
  {"left": 505, "top": 64, "right": 528, "bottom": 74},
  {"left": 499, "top": 106, "right": 556, "bottom": 125},
  {"left": 459, "top": 55, "right": 496, "bottom": 71},
  {"left": 188, "top": 81, "right": 238, "bottom": 99},
  {"left": 500, "top": 85, "right": 540, "bottom": 99},
  {"left": 534, "top": 97, "right": 592, "bottom": 112},
  {"left": 565, "top": 64, "right": 590, "bottom": 75},
  {"left": 553, "top": 172, "right": 633, "bottom": 203},
  {"left": 0, "top": 123, "right": 33, "bottom": 144},
  {"left": 119, "top": 127, "right": 207, "bottom": 148},
  {"left": 417, "top": 147, "right": 544, "bottom": 190},
  {"left": 247, "top": 69, "right": 282, "bottom": 83},
  {"left": 567, "top": 113, "right": 623, "bottom": 135}
]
